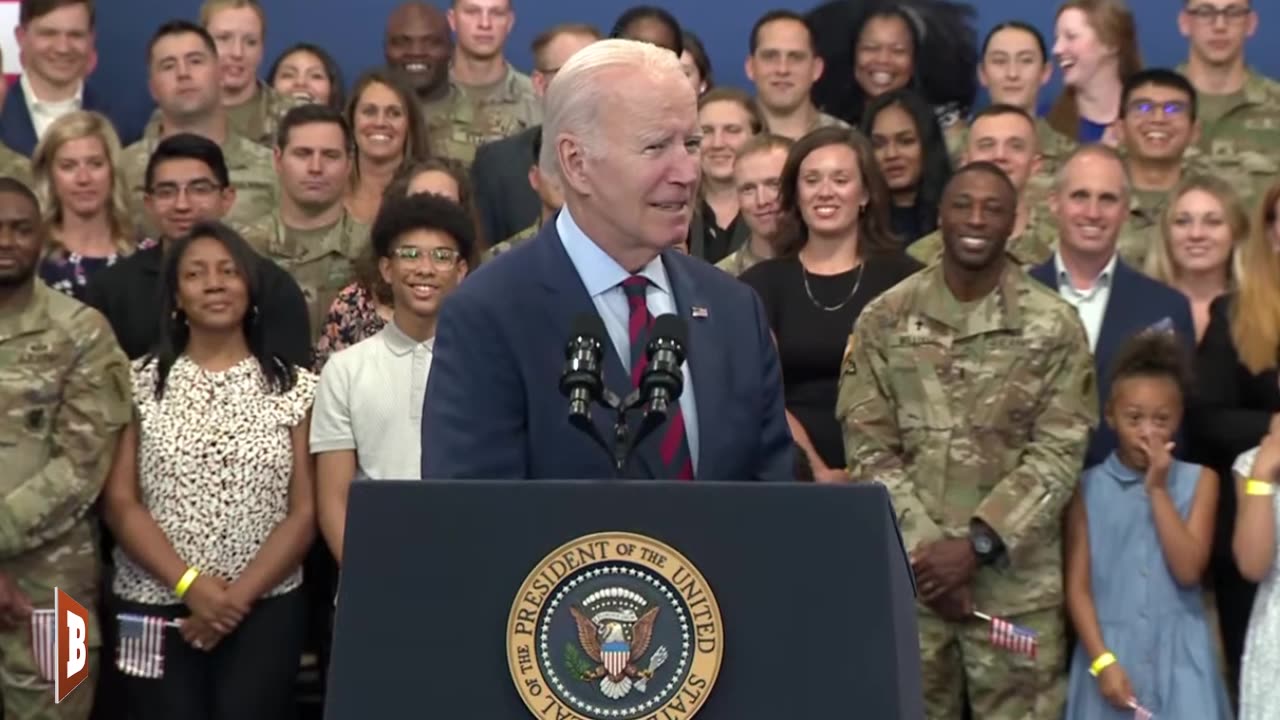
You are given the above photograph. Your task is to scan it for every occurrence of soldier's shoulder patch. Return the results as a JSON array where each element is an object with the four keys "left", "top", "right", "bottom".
[{"left": 841, "top": 332, "right": 857, "bottom": 373}]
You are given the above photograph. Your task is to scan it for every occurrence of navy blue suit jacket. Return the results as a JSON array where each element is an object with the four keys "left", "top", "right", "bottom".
[
  {"left": 419, "top": 222, "right": 795, "bottom": 481},
  {"left": 0, "top": 81, "right": 143, "bottom": 156},
  {"left": 1029, "top": 257, "right": 1196, "bottom": 466}
]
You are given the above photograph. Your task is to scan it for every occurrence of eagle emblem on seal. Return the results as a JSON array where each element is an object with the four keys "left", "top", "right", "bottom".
[{"left": 567, "top": 588, "right": 669, "bottom": 700}]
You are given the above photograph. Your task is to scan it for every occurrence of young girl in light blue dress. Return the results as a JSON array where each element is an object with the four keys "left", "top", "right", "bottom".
[{"left": 1064, "top": 331, "right": 1231, "bottom": 719}]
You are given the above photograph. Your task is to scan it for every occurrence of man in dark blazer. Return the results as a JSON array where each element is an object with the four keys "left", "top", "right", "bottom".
[
  {"left": 0, "top": 1, "right": 141, "bottom": 155},
  {"left": 1029, "top": 144, "right": 1195, "bottom": 467},
  {"left": 420, "top": 39, "right": 794, "bottom": 482},
  {"left": 472, "top": 25, "right": 602, "bottom": 247}
]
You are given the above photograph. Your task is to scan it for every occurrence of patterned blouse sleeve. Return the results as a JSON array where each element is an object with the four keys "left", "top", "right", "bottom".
[
  {"left": 129, "top": 357, "right": 157, "bottom": 416},
  {"left": 1235, "top": 447, "right": 1261, "bottom": 479},
  {"left": 280, "top": 368, "right": 318, "bottom": 427}
]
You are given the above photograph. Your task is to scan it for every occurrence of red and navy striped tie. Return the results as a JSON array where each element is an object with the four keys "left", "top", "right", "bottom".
[{"left": 621, "top": 275, "right": 694, "bottom": 480}]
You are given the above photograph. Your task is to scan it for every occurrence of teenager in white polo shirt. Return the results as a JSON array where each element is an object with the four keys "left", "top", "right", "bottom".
[{"left": 311, "top": 192, "right": 473, "bottom": 564}]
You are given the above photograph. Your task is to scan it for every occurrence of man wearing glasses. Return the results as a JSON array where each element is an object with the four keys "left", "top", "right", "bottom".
[
  {"left": 312, "top": 193, "right": 473, "bottom": 561},
  {"left": 239, "top": 105, "right": 369, "bottom": 342},
  {"left": 120, "top": 20, "right": 277, "bottom": 238},
  {"left": 85, "top": 133, "right": 310, "bottom": 366},
  {"left": 1113, "top": 69, "right": 1209, "bottom": 268},
  {"left": 1177, "top": 0, "right": 1280, "bottom": 202}
]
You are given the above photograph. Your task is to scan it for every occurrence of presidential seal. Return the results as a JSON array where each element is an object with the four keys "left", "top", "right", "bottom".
[{"left": 507, "top": 532, "right": 723, "bottom": 719}]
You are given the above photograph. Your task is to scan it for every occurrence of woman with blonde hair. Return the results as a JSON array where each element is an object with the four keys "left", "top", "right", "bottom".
[
  {"left": 342, "top": 70, "right": 431, "bottom": 225},
  {"left": 1146, "top": 175, "right": 1246, "bottom": 343},
  {"left": 1047, "top": 0, "right": 1142, "bottom": 144},
  {"left": 35, "top": 110, "right": 136, "bottom": 302},
  {"left": 1191, "top": 178, "right": 1280, "bottom": 695}
]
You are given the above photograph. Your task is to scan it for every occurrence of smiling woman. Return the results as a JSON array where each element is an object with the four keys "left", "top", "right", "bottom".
[
  {"left": 1047, "top": 0, "right": 1143, "bottom": 143},
  {"left": 342, "top": 70, "right": 431, "bottom": 225}
]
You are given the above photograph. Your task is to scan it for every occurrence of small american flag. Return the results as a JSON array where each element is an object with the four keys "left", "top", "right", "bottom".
[
  {"left": 116, "top": 614, "right": 175, "bottom": 679},
  {"left": 974, "top": 611, "right": 1038, "bottom": 659},
  {"left": 691, "top": 306, "right": 709, "bottom": 319},
  {"left": 1129, "top": 699, "right": 1155, "bottom": 719},
  {"left": 29, "top": 608, "right": 57, "bottom": 682}
]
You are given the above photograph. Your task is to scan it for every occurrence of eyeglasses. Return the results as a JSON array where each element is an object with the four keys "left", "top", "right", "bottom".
[
  {"left": 392, "top": 245, "right": 462, "bottom": 269},
  {"left": 147, "top": 179, "right": 223, "bottom": 201},
  {"left": 1184, "top": 5, "right": 1252, "bottom": 23},
  {"left": 1125, "top": 100, "right": 1190, "bottom": 118}
]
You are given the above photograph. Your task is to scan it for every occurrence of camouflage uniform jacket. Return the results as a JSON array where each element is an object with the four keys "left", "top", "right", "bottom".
[
  {"left": 908, "top": 206, "right": 1057, "bottom": 269},
  {"left": 0, "top": 282, "right": 131, "bottom": 644},
  {"left": 482, "top": 220, "right": 538, "bottom": 263},
  {"left": 237, "top": 210, "right": 370, "bottom": 340},
  {"left": 1180, "top": 66, "right": 1280, "bottom": 205},
  {"left": 1117, "top": 153, "right": 1254, "bottom": 268},
  {"left": 0, "top": 141, "right": 33, "bottom": 188},
  {"left": 714, "top": 242, "right": 767, "bottom": 277},
  {"left": 121, "top": 128, "right": 278, "bottom": 237},
  {"left": 759, "top": 107, "right": 850, "bottom": 138},
  {"left": 143, "top": 81, "right": 303, "bottom": 148},
  {"left": 423, "top": 66, "right": 541, "bottom": 168},
  {"left": 836, "top": 262, "right": 1097, "bottom": 615}
]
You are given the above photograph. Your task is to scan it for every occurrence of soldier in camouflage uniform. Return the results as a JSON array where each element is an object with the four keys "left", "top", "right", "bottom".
[
  {"left": 423, "top": 70, "right": 541, "bottom": 169},
  {"left": 913, "top": 105, "right": 1057, "bottom": 268},
  {"left": 714, "top": 134, "right": 791, "bottom": 277},
  {"left": 1177, "top": 2, "right": 1280, "bottom": 209},
  {"left": 123, "top": 21, "right": 277, "bottom": 238},
  {"left": 971, "top": 22, "right": 1077, "bottom": 205},
  {"left": 0, "top": 179, "right": 131, "bottom": 720},
  {"left": 1111, "top": 68, "right": 1261, "bottom": 268},
  {"left": 838, "top": 164, "right": 1096, "bottom": 720},
  {"left": 140, "top": 81, "right": 302, "bottom": 150},
  {"left": 238, "top": 105, "right": 369, "bottom": 339},
  {"left": 422, "top": 0, "right": 540, "bottom": 167}
]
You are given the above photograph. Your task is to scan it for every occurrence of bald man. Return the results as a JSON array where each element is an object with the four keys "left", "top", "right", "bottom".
[
  {"left": 1028, "top": 145, "right": 1194, "bottom": 466},
  {"left": 421, "top": 39, "right": 792, "bottom": 482},
  {"left": 385, "top": 2, "right": 453, "bottom": 102}
]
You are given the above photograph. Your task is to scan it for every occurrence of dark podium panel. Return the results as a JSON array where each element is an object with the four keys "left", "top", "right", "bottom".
[{"left": 326, "top": 481, "right": 923, "bottom": 719}]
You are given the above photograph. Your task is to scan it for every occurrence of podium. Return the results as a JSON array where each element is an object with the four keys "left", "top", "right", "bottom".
[{"left": 326, "top": 481, "right": 923, "bottom": 719}]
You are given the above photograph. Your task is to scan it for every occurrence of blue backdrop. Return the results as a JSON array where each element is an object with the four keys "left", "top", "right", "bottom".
[{"left": 95, "top": 1, "right": 1280, "bottom": 131}]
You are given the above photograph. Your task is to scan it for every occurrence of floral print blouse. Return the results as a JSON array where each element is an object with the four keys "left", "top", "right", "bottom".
[{"left": 312, "top": 282, "right": 387, "bottom": 371}]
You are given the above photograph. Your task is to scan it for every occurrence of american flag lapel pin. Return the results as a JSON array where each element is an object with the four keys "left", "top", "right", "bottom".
[{"left": 691, "top": 306, "right": 709, "bottom": 319}]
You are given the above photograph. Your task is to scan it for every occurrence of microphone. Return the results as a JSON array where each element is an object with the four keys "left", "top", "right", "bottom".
[
  {"left": 638, "top": 314, "right": 688, "bottom": 417},
  {"left": 560, "top": 313, "right": 607, "bottom": 421}
]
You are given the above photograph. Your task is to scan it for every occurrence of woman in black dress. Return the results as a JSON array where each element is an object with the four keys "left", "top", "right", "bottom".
[
  {"left": 1190, "top": 179, "right": 1280, "bottom": 697},
  {"left": 741, "top": 126, "right": 921, "bottom": 482}
]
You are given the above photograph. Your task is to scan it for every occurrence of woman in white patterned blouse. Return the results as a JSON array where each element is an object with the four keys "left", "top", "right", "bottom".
[{"left": 102, "top": 222, "right": 317, "bottom": 720}]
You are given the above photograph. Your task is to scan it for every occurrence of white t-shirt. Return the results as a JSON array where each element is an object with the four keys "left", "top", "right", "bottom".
[{"left": 310, "top": 322, "right": 432, "bottom": 480}]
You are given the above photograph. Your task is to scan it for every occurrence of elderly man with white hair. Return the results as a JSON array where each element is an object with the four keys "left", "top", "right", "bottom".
[{"left": 419, "top": 39, "right": 794, "bottom": 482}]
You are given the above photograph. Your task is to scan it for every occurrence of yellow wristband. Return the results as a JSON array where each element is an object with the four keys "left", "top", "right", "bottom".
[
  {"left": 174, "top": 567, "right": 200, "bottom": 599},
  {"left": 1089, "top": 651, "right": 1117, "bottom": 677},
  {"left": 1246, "top": 480, "right": 1276, "bottom": 497}
]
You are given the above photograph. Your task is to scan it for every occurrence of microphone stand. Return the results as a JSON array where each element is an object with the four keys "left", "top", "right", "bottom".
[{"left": 568, "top": 388, "right": 669, "bottom": 478}]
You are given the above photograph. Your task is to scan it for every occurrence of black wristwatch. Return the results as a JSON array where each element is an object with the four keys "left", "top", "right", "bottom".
[{"left": 969, "top": 523, "right": 1000, "bottom": 565}]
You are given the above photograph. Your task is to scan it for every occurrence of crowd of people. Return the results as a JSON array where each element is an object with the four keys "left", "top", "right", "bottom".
[{"left": 0, "top": 0, "right": 1279, "bottom": 718}]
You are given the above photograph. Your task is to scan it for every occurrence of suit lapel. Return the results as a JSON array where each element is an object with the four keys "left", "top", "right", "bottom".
[
  {"left": 663, "top": 251, "right": 719, "bottom": 480},
  {"left": 534, "top": 227, "right": 657, "bottom": 479},
  {"left": 0, "top": 88, "right": 37, "bottom": 156}
]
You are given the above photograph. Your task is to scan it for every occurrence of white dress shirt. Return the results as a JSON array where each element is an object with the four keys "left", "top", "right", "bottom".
[
  {"left": 21, "top": 74, "right": 83, "bottom": 141},
  {"left": 556, "top": 207, "right": 700, "bottom": 471},
  {"left": 311, "top": 322, "right": 433, "bottom": 481},
  {"left": 1054, "top": 250, "right": 1117, "bottom": 352}
]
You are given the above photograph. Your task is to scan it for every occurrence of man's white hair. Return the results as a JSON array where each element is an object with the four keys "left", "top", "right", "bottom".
[{"left": 539, "top": 39, "right": 686, "bottom": 178}]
